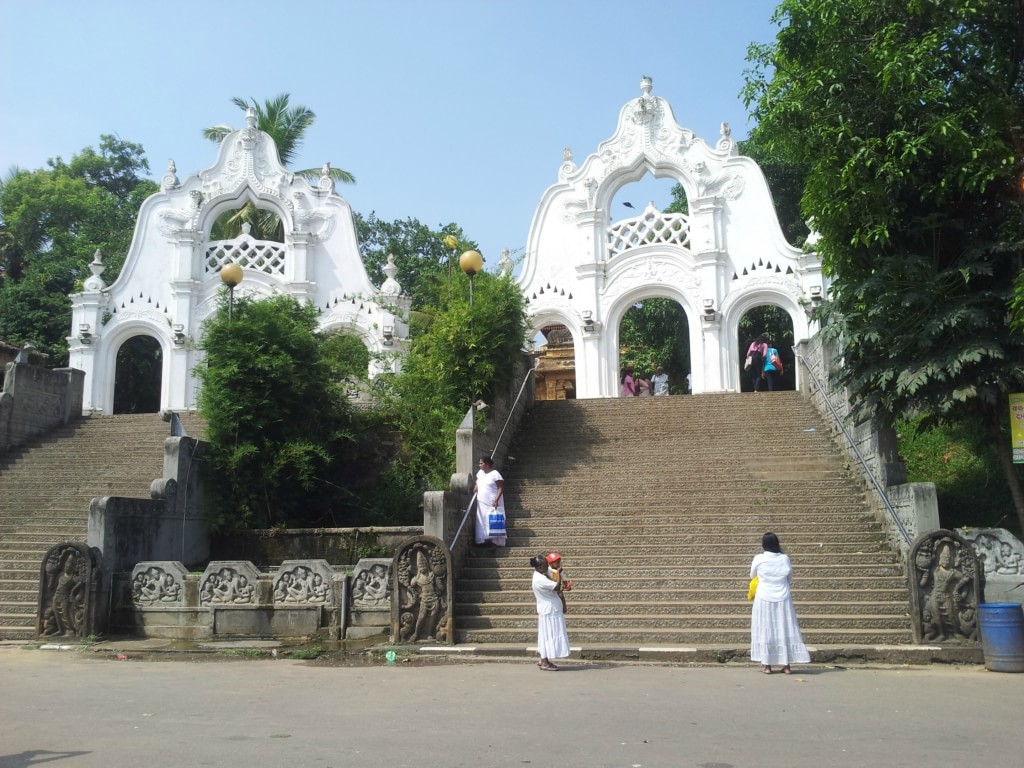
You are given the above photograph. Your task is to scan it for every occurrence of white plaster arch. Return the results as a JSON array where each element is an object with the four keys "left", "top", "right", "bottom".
[
  {"left": 721, "top": 284, "right": 805, "bottom": 390},
  {"left": 518, "top": 76, "right": 828, "bottom": 397},
  {"left": 68, "top": 112, "right": 409, "bottom": 414},
  {"left": 90, "top": 319, "right": 170, "bottom": 415}
]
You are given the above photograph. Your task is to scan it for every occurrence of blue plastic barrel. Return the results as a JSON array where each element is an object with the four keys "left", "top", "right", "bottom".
[{"left": 978, "top": 603, "right": 1024, "bottom": 673}]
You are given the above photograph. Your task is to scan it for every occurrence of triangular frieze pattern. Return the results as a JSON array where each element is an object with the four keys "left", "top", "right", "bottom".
[{"left": 607, "top": 203, "right": 689, "bottom": 258}]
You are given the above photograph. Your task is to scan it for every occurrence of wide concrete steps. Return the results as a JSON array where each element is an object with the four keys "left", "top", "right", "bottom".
[
  {"left": 0, "top": 412, "right": 180, "bottom": 640},
  {"left": 454, "top": 393, "right": 914, "bottom": 646}
]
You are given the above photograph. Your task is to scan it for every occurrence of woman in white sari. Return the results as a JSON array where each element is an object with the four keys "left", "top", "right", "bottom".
[
  {"left": 750, "top": 532, "right": 811, "bottom": 674},
  {"left": 474, "top": 456, "right": 506, "bottom": 547}
]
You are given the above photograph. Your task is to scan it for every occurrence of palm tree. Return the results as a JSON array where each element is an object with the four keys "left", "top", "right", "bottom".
[{"left": 203, "top": 95, "right": 354, "bottom": 240}]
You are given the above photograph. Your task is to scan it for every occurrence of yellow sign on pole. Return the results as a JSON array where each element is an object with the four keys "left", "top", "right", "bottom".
[{"left": 1011, "top": 393, "right": 1024, "bottom": 464}]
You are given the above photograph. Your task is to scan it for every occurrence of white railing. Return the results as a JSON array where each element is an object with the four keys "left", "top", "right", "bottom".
[
  {"left": 204, "top": 232, "right": 288, "bottom": 276},
  {"left": 607, "top": 202, "right": 689, "bottom": 258}
]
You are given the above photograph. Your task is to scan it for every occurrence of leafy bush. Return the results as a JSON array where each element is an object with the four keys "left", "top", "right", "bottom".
[
  {"left": 196, "top": 294, "right": 364, "bottom": 531},
  {"left": 897, "top": 415, "right": 1023, "bottom": 535}
]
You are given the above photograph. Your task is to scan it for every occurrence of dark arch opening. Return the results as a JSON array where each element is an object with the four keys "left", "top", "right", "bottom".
[
  {"left": 618, "top": 298, "right": 691, "bottom": 396},
  {"left": 738, "top": 305, "right": 795, "bottom": 392},
  {"left": 113, "top": 335, "right": 162, "bottom": 414}
]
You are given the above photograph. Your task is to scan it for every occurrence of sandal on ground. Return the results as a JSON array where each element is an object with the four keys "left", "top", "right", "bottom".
[
  {"left": 781, "top": 666, "right": 792, "bottom": 674},
  {"left": 540, "top": 662, "right": 559, "bottom": 671},
  {"left": 761, "top": 665, "right": 772, "bottom": 674}
]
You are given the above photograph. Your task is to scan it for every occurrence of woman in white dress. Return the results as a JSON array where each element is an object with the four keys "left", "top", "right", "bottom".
[
  {"left": 531, "top": 554, "right": 570, "bottom": 670},
  {"left": 474, "top": 456, "right": 506, "bottom": 547},
  {"left": 750, "top": 532, "right": 810, "bottom": 674}
]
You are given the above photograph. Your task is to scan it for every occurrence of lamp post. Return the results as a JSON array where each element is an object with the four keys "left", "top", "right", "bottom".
[
  {"left": 220, "top": 262, "right": 244, "bottom": 321},
  {"left": 443, "top": 234, "right": 458, "bottom": 280},
  {"left": 459, "top": 249, "right": 483, "bottom": 307}
]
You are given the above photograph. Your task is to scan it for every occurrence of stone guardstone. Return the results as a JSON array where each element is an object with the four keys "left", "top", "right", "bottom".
[
  {"left": 129, "top": 561, "right": 189, "bottom": 606},
  {"left": 37, "top": 542, "right": 102, "bottom": 639},
  {"left": 391, "top": 536, "right": 453, "bottom": 645},
  {"left": 908, "top": 529, "right": 981, "bottom": 644},
  {"left": 198, "top": 561, "right": 261, "bottom": 605}
]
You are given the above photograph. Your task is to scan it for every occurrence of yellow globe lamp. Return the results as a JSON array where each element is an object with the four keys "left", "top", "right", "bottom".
[
  {"left": 220, "top": 262, "right": 244, "bottom": 288},
  {"left": 459, "top": 249, "right": 483, "bottom": 278}
]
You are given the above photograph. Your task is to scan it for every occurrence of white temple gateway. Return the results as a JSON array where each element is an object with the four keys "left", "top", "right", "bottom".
[
  {"left": 68, "top": 110, "right": 409, "bottom": 414},
  {"left": 68, "top": 77, "right": 825, "bottom": 412},
  {"left": 518, "top": 76, "right": 825, "bottom": 397}
]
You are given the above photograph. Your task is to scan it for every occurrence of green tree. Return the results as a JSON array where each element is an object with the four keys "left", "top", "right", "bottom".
[
  {"left": 374, "top": 269, "right": 529, "bottom": 490},
  {"left": 196, "top": 293, "right": 365, "bottom": 530},
  {"left": 619, "top": 299, "right": 690, "bottom": 392},
  {"left": 0, "top": 136, "right": 156, "bottom": 363},
  {"left": 203, "top": 94, "right": 355, "bottom": 241},
  {"left": 744, "top": 0, "right": 1024, "bottom": 529},
  {"left": 355, "top": 212, "right": 474, "bottom": 311}
]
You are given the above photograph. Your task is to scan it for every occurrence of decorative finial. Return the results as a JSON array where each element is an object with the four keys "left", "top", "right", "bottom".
[
  {"left": 380, "top": 253, "right": 402, "bottom": 296},
  {"left": 245, "top": 107, "right": 257, "bottom": 130},
  {"left": 161, "top": 159, "right": 180, "bottom": 190},
  {"left": 640, "top": 76, "right": 653, "bottom": 97},
  {"left": 563, "top": 147, "right": 573, "bottom": 163}
]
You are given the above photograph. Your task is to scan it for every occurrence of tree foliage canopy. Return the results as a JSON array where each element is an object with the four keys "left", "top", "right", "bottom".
[
  {"left": 374, "top": 270, "right": 529, "bottom": 490},
  {"left": 195, "top": 294, "right": 368, "bottom": 530},
  {"left": 744, "top": 0, "right": 1024, "bottom": 523},
  {"left": 0, "top": 136, "right": 157, "bottom": 363}
]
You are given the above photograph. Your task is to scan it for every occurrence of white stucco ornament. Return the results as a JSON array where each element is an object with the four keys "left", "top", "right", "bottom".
[
  {"left": 68, "top": 122, "right": 409, "bottom": 414},
  {"left": 519, "top": 76, "right": 828, "bottom": 397}
]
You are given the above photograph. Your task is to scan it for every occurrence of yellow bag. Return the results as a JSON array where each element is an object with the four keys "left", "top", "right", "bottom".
[{"left": 747, "top": 576, "right": 759, "bottom": 601}]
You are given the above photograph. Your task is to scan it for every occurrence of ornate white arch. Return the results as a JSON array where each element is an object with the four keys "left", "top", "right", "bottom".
[
  {"left": 68, "top": 111, "right": 410, "bottom": 414},
  {"left": 519, "top": 76, "right": 828, "bottom": 397}
]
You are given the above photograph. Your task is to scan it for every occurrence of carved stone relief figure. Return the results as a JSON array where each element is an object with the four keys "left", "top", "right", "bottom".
[
  {"left": 131, "top": 565, "right": 183, "bottom": 605},
  {"left": 352, "top": 561, "right": 391, "bottom": 608},
  {"left": 391, "top": 537, "right": 453, "bottom": 644},
  {"left": 908, "top": 530, "right": 980, "bottom": 644},
  {"left": 963, "top": 528, "right": 1024, "bottom": 578},
  {"left": 272, "top": 560, "right": 333, "bottom": 605},
  {"left": 198, "top": 562, "right": 261, "bottom": 605},
  {"left": 37, "top": 543, "right": 99, "bottom": 638}
]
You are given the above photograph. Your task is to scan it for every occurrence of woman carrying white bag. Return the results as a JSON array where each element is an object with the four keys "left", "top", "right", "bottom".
[{"left": 474, "top": 455, "right": 506, "bottom": 548}]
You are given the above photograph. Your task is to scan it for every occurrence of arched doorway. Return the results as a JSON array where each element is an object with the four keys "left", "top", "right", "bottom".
[
  {"left": 737, "top": 305, "right": 795, "bottom": 392},
  {"left": 113, "top": 335, "right": 163, "bottom": 413},
  {"left": 618, "top": 297, "right": 691, "bottom": 395}
]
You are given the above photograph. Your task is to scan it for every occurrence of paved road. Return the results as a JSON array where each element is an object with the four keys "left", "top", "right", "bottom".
[{"left": 0, "top": 649, "right": 1017, "bottom": 768}]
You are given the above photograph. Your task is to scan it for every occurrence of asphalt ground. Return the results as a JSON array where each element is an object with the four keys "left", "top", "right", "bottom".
[{"left": 0, "top": 645, "right": 1018, "bottom": 768}]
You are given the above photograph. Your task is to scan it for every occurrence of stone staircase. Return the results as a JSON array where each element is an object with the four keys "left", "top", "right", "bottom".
[
  {"left": 455, "top": 392, "right": 913, "bottom": 646},
  {"left": 0, "top": 412, "right": 204, "bottom": 640}
]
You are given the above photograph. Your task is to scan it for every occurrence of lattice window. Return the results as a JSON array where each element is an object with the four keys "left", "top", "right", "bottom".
[
  {"left": 204, "top": 233, "right": 288, "bottom": 276},
  {"left": 607, "top": 203, "right": 690, "bottom": 258}
]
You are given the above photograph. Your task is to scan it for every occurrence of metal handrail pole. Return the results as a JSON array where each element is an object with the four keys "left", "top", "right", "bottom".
[
  {"left": 796, "top": 353, "right": 912, "bottom": 547},
  {"left": 448, "top": 361, "right": 535, "bottom": 551}
]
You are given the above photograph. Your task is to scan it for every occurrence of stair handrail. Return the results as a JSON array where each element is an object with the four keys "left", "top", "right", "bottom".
[
  {"left": 448, "top": 360, "right": 536, "bottom": 550},
  {"left": 796, "top": 352, "right": 912, "bottom": 547},
  {"left": 449, "top": 492, "right": 479, "bottom": 550},
  {"left": 492, "top": 358, "right": 538, "bottom": 461}
]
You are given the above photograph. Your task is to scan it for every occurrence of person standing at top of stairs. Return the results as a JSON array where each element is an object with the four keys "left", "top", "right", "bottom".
[{"left": 474, "top": 455, "right": 507, "bottom": 548}]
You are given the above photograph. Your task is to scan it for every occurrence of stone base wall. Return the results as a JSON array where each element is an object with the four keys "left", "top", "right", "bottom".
[
  {"left": 0, "top": 362, "right": 84, "bottom": 455},
  {"left": 210, "top": 527, "right": 422, "bottom": 567}
]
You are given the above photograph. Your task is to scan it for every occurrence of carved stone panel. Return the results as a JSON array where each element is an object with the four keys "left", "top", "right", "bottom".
[
  {"left": 391, "top": 536, "right": 453, "bottom": 645},
  {"left": 130, "top": 561, "right": 189, "bottom": 606},
  {"left": 198, "top": 561, "right": 261, "bottom": 605},
  {"left": 962, "top": 528, "right": 1024, "bottom": 578},
  {"left": 908, "top": 530, "right": 981, "bottom": 644},
  {"left": 272, "top": 560, "right": 334, "bottom": 605},
  {"left": 37, "top": 542, "right": 101, "bottom": 639},
  {"left": 351, "top": 559, "right": 391, "bottom": 609}
]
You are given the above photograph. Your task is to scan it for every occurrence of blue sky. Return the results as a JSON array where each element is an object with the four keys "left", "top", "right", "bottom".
[{"left": 0, "top": 0, "right": 781, "bottom": 266}]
